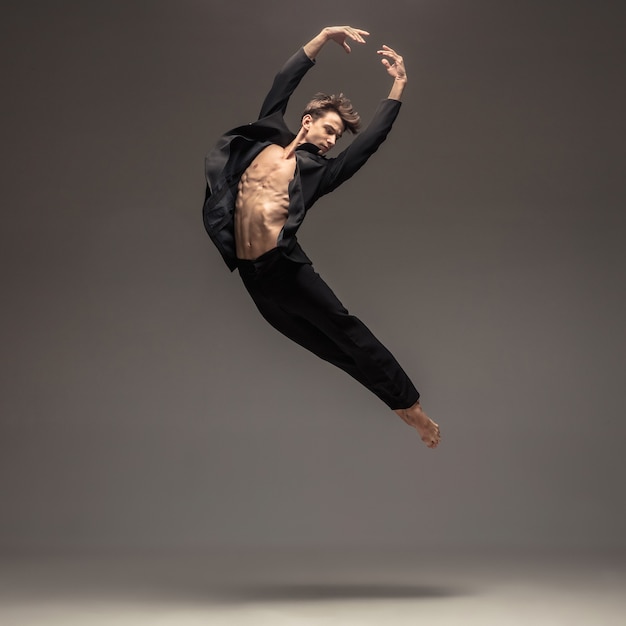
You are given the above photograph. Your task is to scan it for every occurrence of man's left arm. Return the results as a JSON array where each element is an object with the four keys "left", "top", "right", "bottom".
[
  {"left": 379, "top": 44, "right": 407, "bottom": 101},
  {"left": 321, "top": 45, "right": 408, "bottom": 194}
]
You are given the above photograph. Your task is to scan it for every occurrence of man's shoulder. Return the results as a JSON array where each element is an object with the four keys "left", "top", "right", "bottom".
[{"left": 216, "top": 113, "right": 295, "bottom": 149}]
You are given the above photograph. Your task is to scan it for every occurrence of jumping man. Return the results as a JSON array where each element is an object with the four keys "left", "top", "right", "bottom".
[{"left": 203, "top": 26, "right": 441, "bottom": 448}]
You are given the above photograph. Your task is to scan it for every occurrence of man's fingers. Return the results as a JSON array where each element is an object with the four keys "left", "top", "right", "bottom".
[
  {"left": 377, "top": 48, "right": 400, "bottom": 58},
  {"left": 343, "top": 26, "right": 368, "bottom": 43},
  {"left": 377, "top": 45, "right": 402, "bottom": 60},
  {"left": 347, "top": 27, "right": 368, "bottom": 37},
  {"left": 377, "top": 47, "right": 404, "bottom": 72},
  {"left": 326, "top": 26, "right": 369, "bottom": 52},
  {"left": 379, "top": 54, "right": 396, "bottom": 69}
]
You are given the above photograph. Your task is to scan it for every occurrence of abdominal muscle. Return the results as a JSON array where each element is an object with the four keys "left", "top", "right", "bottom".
[{"left": 235, "top": 144, "right": 297, "bottom": 260}]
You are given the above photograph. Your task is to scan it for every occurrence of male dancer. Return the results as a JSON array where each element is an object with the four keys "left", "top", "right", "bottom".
[{"left": 203, "top": 26, "right": 441, "bottom": 448}]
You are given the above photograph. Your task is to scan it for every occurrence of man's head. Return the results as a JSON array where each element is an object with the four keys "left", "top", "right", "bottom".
[{"left": 300, "top": 93, "right": 360, "bottom": 154}]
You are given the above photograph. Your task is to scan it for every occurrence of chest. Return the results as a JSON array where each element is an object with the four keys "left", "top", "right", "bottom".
[{"left": 244, "top": 144, "right": 296, "bottom": 188}]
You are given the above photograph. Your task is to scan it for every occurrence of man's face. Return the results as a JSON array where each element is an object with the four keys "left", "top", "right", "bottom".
[{"left": 302, "top": 111, "right": 345, "bottom": 155}]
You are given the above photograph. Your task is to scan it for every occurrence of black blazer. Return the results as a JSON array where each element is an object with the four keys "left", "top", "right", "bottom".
[{"left": 203, "top": 48, "right": 402, "bottom": 271}]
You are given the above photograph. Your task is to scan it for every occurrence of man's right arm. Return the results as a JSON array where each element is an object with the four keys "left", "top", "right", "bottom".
[
  {"left": 258, "top": 49, "right": 315, "bottom": 119},
  {"left": 303, "top": 26, "right": 369, "bottom": 60},
  {"left": 258, "top": 26, "right": 369, "bottom": 120}
]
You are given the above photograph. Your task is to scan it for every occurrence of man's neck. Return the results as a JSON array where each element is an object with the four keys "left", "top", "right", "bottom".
[{"left": 284, "top": 126, "right": 308, "bottom": 158}]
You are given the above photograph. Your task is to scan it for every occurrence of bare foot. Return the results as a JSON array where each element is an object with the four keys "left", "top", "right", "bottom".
[{"left": 394, "top": 401, "right": 441, "bottom": 448}]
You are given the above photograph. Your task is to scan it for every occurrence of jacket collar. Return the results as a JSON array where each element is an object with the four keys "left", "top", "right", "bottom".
[{"left": 296, "top": 142, "right": 325, "bottom": 156}]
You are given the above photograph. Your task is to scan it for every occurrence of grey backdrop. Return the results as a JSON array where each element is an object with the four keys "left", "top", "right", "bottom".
[{"left": 1, "top": 0, "right": 624, "bottom": 553}]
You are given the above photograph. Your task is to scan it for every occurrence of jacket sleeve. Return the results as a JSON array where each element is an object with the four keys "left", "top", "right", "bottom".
[
  {"left": 319, "top": 98, "right": 402, "bottom": 196},
  {"left": 258, "top": 48, "right": 316, "bottom": 119}
]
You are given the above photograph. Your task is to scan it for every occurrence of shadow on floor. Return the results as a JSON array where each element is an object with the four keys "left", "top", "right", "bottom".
[{"left": 208, "top": 582, "right": 469, "bottom": 603}]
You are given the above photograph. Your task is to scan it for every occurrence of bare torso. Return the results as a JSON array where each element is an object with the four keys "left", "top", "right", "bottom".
[{"left": 235, "top": 144, "right": 297, "bottom": 260}]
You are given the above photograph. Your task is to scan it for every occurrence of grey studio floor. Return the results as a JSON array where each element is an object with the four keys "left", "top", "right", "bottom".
[{"left": 2, "top": 548, "right": 625, "bottom": 625}]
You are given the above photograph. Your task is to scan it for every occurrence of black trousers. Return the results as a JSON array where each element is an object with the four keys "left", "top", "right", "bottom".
[{"left": 237, "top": 248, "right": 419, "bottom": 410}]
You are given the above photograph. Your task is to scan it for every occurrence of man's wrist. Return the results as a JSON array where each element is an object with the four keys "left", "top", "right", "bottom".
[
  {"left": 304, "top": 30, "right": 330, "bottom": 60},
  {"left": 388, "top": 77, "right": 407, "bottom": 101}
]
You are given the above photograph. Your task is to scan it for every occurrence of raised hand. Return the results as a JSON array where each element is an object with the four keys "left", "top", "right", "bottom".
[
  {"left": 377, "top": 45, "right": 407, "bottom": 81},
  {"left": 323, "top": 26, "right": 370, "bottom": 53},
  {"left": 304, "top": 26, "right": 369, "bottom": 59}
]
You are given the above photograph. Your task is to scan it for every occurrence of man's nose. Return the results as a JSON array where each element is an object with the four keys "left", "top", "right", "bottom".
[{"left": 328, "top": 136, "right": 336, "bottom": 146}]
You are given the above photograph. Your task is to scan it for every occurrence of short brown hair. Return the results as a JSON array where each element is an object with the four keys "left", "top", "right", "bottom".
[{"left": 301, "top": 92, "right": 361, "bottom": 134}]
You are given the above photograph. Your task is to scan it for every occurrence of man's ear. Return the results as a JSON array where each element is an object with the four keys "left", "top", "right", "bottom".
[{"left": 301, "top": 114, "right": 313, "bottom": 130}]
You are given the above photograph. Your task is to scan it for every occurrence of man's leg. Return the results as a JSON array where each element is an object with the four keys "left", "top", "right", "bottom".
[
  {"left": 241, "top": 258, "right": 440, "bottom": 447},
  {"left": 284, "top": 264, "right": 441, "bottom": 448},
  {"left": 242, "top": 272, "right": 379, "bottom": 393}
]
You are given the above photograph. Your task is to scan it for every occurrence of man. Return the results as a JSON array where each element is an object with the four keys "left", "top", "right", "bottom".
[{"left": 203, "top": 26, "right": 441, "bottom": 448}]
